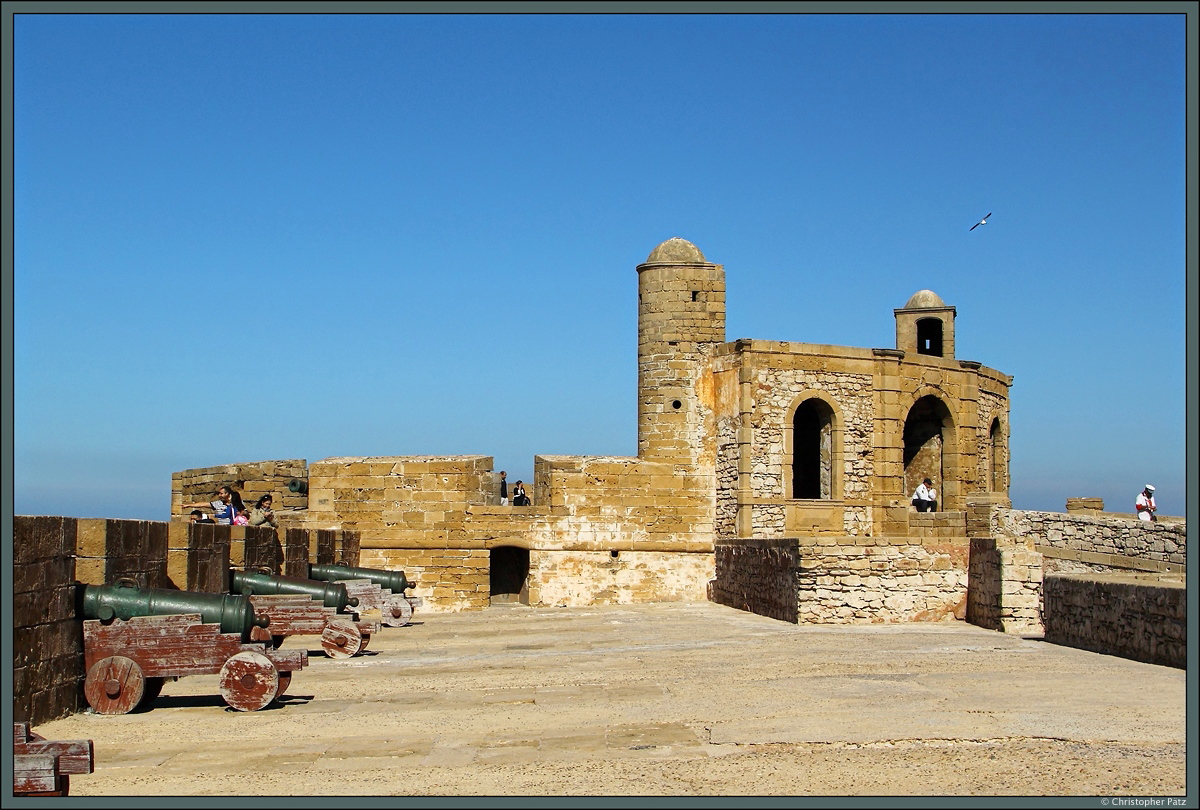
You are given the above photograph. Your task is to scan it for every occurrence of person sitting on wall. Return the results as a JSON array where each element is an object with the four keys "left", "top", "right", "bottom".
[
  {"left": 512, "top": 480, "right": 530, "bottom": 507},
  {"left": 1136, "top": 484, "right": 1157, "bottom": 522},
  {"left": 911, "top": 478, "right": 937, "bottom": 513},
  {"left": 249, "top": 494, "right": 278, "bottom": 528},
  {"left": 184, "top": 485, "right": 235, "bottom": 525},
  {"left": 233, "top": 507, "right": 250, "bottom": 526},
  {"left": 188, "top": 509, "right": 215, "bottom": 524}
]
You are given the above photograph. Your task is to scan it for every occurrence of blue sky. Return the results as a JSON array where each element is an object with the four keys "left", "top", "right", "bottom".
[{"left": 10, "top": 11, "right": 1190, "bottom": 520}]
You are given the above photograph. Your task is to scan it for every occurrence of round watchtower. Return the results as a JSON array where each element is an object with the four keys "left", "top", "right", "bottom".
[{"left": 635, "top": 237, "right": 726, "bottom": 461}]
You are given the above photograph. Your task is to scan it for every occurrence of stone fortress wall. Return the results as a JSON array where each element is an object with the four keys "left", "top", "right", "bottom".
[
  {"left": 17, "top": 239, "right": 1188, "bottom": 727},
  {"left": 165, "top": 239, "right": 1182, "bottom": 640}
]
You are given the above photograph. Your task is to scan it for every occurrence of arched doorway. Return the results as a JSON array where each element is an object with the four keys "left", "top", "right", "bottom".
[
  {"left": 489, "top": 546, "right": 529, "bottom": 605},
  {"left": 903, "top": 395, "right": 954, "bottom": 508},
  {"left": 791, "top": 398, "right": 835, "bottom": 499}
]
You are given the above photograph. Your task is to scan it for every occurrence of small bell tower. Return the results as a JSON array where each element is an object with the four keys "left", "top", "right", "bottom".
[{"left": 895, "top": 289, "right": 956, "bottom": 359}]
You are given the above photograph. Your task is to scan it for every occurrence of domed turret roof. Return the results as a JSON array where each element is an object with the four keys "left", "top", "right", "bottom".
[
  {"left": 903, "top": 289, "right": 946, "bottom": 309},
  {"left": 645, "top": 237, "right": 707, "bottom": 264}
]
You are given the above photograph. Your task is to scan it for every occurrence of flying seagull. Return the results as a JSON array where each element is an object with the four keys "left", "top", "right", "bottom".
[{"left": 969, "top": 212, "right": 992, "bottom": 231}]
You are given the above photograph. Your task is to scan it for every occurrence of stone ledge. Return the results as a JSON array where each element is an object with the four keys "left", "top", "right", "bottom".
[{"left": 1036, "top": 544, "right": 1185, "bottom": 575}]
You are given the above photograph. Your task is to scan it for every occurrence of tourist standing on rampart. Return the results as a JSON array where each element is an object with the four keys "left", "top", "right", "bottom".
[
  {"left": 1136, "top": 485, "right": 1157, "bottom": 522},
  {"left": 513, "top": 480, "right": 529, "bottom": 506},
  {"left": 912, "top": 478, "right": 938, "bottom": 512},
  {"left": 499, "top": 470, "right": 508, "bottom": 506},
  {"left": 184, "top": 485, "right": 235, "bottom": 525}
]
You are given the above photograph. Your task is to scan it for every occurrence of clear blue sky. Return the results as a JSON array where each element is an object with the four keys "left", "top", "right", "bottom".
[{"left": 10, "top": 10, "right": 1190, "bottom": 520}]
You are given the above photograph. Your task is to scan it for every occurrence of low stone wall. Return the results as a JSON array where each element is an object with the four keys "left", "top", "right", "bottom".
[
  {"left": 74, "top": 518, "right": 172, "bottom": 589},
  {"left": 13, "top": 516, "right": 83, "bottom": 726},
  {"left": 530, "top": 550, "right": 713, "bottom": 608},
  {"left": 361, "top": 547, "right": 490, "bottom": 611},
  {"left": 709, "top": 539, "right": 798, "bottom": 623},
  {"left": 995, "top": 509, "right": 1185, "bottom": 572},
  {"left": 1043, "top": 574, "right": 1185, "bottom": 669},
  {"left": 965, "top": 537, "right": 1043, "bottom": 635},
  {"left": 796, "top": 536, "right": 969, "bottom": 624}
]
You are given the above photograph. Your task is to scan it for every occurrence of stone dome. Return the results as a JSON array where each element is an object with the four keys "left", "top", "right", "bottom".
[
  {"left": 644, "top": 237, "right": 707, "bottom": 264},
  {"left": 903, "top": 289, "right": 946, "bottom": 309}
]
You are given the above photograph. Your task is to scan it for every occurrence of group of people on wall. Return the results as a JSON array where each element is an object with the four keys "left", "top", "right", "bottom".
[
  {"left": 183, "top": 477, "right": 1160, "bottom": 526},
  {"left": 184, "top": 485, "right": 278, "bottom": 528},
  {"left": 497, "top": 471, "right": 531, "bottom": 507}
]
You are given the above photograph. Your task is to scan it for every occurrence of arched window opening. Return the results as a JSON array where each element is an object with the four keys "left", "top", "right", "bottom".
[
  {"left": 989, "top": 417, "right": 1004, "bottom": 492},
  {"left": 903, "top": 395, "right": 950, "bottom": 504},
  {"left": 792, "top": 399, "right": 834, "bottom": 499},
  {"left": 916, "top": 318, "right": 943, "bottom": 357}
]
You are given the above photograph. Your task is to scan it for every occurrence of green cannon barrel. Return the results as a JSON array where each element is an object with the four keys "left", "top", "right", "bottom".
[
  {"left": 230, "top": 569, "right": 358, "bottom": 612},
  {"left": 308, "top": 564, "right": 415, "bottom": 593},
  {"left": 81, "top": 581, "right": 268, "bottom": 642}
]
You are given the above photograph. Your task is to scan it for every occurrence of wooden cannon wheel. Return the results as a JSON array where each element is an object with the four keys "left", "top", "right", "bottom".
[
  {"left": 358, "top": 632, "right": 371, "bottom": 651},
  {"left": 320, "top": 617, "right": 363, "bottom": 659},
  {"left": 275, "top": 671, "right": 292, "bottom": 699},
  {"left": 383, "top": 595, "right": 414, "bottom": 627},
  {"left": 84, "top": 656, "right": 146, "bottom": 715},
  {"left": 218, "top": 651, "right": 280, "bottom": 712}
]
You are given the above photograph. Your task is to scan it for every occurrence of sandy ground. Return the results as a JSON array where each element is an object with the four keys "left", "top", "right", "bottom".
[{"left": 33, "top": 602, "right": 1190, "bottom": 799}]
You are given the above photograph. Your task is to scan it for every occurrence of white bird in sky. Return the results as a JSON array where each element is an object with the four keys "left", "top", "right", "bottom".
[{"left": 969, "top": 212, "right": 992, "bottom": 231}]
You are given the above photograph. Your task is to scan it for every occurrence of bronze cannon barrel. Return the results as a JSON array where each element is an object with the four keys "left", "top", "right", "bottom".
[
  {"left": 308, "top": 564, "right": 415, "bottom": 594},
  {"left": 81, "top": 580, "right": 268, "bottom": 642},
  {"left": 230, "top": 569, "right": 358, "bottom": 612}
]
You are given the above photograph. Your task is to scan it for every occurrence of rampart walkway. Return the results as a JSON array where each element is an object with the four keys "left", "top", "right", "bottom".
[{"left": 34, "top": 602, "right": 1189, "bottom": 797}]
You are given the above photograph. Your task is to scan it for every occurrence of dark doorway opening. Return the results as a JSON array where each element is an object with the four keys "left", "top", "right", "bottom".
[
  {"left": 490, "top": 546, "right": 529, "bottom": 605},
  {"left": 792, "top": 398, "right": 834, "bottom": 499}
]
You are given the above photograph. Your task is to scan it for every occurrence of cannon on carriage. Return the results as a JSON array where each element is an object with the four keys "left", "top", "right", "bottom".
[
  {"left": 229, "top": 568, "right": 379, "bottom": 658},
  {"left": 307, "top": 563, "right": 423, "bottom": 627},
  {"left": 80, "top": 579, "right": 307, "bottom": 714}
]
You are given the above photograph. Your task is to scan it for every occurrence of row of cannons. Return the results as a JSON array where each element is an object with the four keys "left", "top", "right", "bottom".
[{"left": 77, "top": 563, "right": 422, "bottom": 717}]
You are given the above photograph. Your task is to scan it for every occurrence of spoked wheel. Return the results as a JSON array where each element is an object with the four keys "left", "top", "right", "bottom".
[
  {"left": 218, "top": 651, "right": 280, "bottom": 711},
  {"left": 84, "top": 656, "right": 146, "bottom": 715},
  {"left": 320, "top": 617, "right": 363, "bottom": 659}
]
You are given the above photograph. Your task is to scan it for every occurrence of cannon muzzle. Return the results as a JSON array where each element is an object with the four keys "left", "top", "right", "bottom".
[
  {"left": 308, "top": 564, "right": 414, "bottom": 593},
  {"left": 81, "top": 580, "right": 268, "bottom": 642},
  {"left": 288, "top": 478, "right": 308, "bottom": 494},
  {"left": 230, "top": 569, "right": 357, "bottom": 612}
]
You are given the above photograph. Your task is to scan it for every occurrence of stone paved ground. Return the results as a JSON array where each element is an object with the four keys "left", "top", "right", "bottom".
[{"left": 34, "top": 602, "right": 1190, "bottom": 799}]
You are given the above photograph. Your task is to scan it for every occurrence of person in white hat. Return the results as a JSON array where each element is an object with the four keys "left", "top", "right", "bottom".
[{"left": 1135, "top": 485, "right": 1157, "bottom": 522}]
